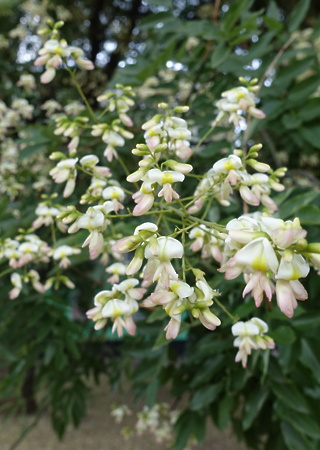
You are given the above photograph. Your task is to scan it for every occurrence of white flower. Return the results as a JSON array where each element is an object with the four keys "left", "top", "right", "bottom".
[{"left": 232, "top": 318, "right": 274, "bottom": 368}]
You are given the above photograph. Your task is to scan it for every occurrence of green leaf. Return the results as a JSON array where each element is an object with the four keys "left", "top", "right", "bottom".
[
  {"left": 281, "top": 422, "right": 314, "bottom": 450},
  {"left": 189, "top": 355, "right": 225, "bottom": 388},
  {"left": 174, "top": 411, "right": 205, "bottom": 450},
  {"left": 18, "top": 141, "right": 50, "bottom": 160},
  {"left": 215, "top": 395, "right": 233, "bottom": 430},
  {"left": 190, "top": 383, "right": 223, "bottom": 411},
  {"left": 198, "top": 140, "right": 230, "bottom": 158},
  {"left": 292, "top": 313, "right": 320, "bottom": 331},
  {"left": 263, "top": 16, "right": 283, "bottom": 32},
  {"left": 299, "top": 339, "right": 320, "bottom": 375},
  {"left": 278, "top": 190, "right": 319, "bottom": 219},
  {"left": 242, "top": 388, "right": 269, "bottom": 430},
  {"left": 277, "top": 402, "right": 320, "bottom": 439},
  {"left": 287, "top": 76, "right": 320, "bottom": 105},
  {"left": 270, "top": 326, "right": 296, "bottom": 344},
  {"left": 221, "top": 0, "right": 251, "bottom": 31},
  {"left": 209, "top": 42, "right": 231, "bottom": 69},
  {"left": 288, "top": 0, "right": 311, "bottom": 32},
  {"left": 146, "top": 0, "right": 171, "bottom": 7},
  {"left": 298, "top": 98, "right": 320, "bottom": 122},
  {"left": 300, "top": 126, "right": 320, "bottom": 149},
  {"left": 296, "top": 205, "right": 320, "bottom": 225},
  {"left": 271, "top": 382, "right": 309, "bottom": 413},
  {"left": 146, "top": 308, "right": 167, "bottom": 323},
  {"left": 282, "top": 112, "right": 302, "bottom": 130}
]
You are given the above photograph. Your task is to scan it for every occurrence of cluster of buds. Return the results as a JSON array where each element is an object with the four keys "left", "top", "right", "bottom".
[
  {"left": 0, "top": 98, "right": 34, "bottom": 140},
  {"left": 0, "top": 139, "right": 23, "bottom": 198},
  {"left": 41, "top": 99, "right": 63, "bottom": 116},
  {"left": 189, "top": 145, "right": 285, "bottom": 213},
  {"left": 34, "top": 21, "right": 94, "bottom": 84},
  {"left": 141, "top": 103, "right": 192, "bottom": 159},
  {"left": 62, "top": 201, "right": 115, "bottom": 259},
  {"left": 9, "top": 270, "right": 46, "bottom": 300},
  {"left": 112, "top": 223, "right": 177, "bottom": 285},
  {"left": 1, "top": 234, "right": 51, "bottom": 269},
  {"left": 52, "top": 245, "right": 81, "bottom": 268},
  {"left": 127, "top": 106, "right": 193, "bottom": 216},
  {"left": 231, "top": 317, "right": 275, "bottom": 368},
  {"left": 143, "top": 276, "right": 221, "bottom": 339},
  {"left": 91, "top": 121, "right": 134, "bottom": 162},
  {"left": 97, "top": 84, "right": 135, "bottom": 127},
  {"left": 16, "top": 74, "right": 36, "bottom": 92},
  {"left": 54, "top": 116, "right": 89, "bottom": 154},
  {"left": 110, "top": 403, "right": 132, "bottom": 423},
  {"left": 216, "top": 78, "right": 265, "bottom": 126},
  {"left": 135, "top": 403, "right": 179, "bottom": 445},
  {"left": 86, "top": 278, "right": 146, "bottom": 336},
  {"left": 220, "top": 213, "right": 320, "bottom": 317},
  {"left": 189, "top": 224, "right": 223, "bottom": 263},
  {"left": 32, "top": 194, "right": 66, "bottom": 231}
]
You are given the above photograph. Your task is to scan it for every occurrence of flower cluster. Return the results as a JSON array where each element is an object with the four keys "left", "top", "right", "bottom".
[
  {"left": 220, "top": 213, "right": 318, "bottom": 317},
  {"left": 97, "top": 84, "right": 135, "bottom": 127},
  {"left": 231, "top": 317, "right": 275, "bottom": 368},
  {"left": 126, "top": 106, "right": 193, "bottom": 216},
  {"left": 34, "top": 21, "right": 94, "bottom": 84},
  {"left": 189, "top": 145, "right": 285, "bottom": 213},
  {"left": 216, "top": 79, "right": 265, "bottom": 126},
  {"left": 86, "top": 278, "right": 146, "bottom": 336},
  {"left": 143, "top": 277, "right": 221, "bottom": 339}
]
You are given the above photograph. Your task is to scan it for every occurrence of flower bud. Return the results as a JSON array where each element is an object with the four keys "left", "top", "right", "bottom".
[
  {"left": 49, "top": 152, "right": 66, "bottom": 161},
  {"left": 112, "top": 235, "right": 143, "bottom": 253},
  {"left": 246, "top": 159, "right": 270, "bottom": 173}
]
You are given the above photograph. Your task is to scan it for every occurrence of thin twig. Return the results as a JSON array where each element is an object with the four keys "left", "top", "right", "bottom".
[{"left": 258, "top": 35, "right": 296, "bottom": 91}]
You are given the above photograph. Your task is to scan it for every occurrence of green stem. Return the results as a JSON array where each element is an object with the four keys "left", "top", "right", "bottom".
[
  {"left": 67, "top": 69, "right": 96, "bottom": 121},
  {"left": 214, "top": 296, "right": 238, "bottom": 322},
  {"left": 193, "top": 115, "right": 224, "bottom": 153},
  {"left": 0, "top": 267, "right": 14, "bottom": 278}
]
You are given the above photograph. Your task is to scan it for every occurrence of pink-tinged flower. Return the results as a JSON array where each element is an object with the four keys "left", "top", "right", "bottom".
[
  {"left": 243, "top": 271, "right": 275, "bottom": 306},
  {"left": 77, "top": 207, "right": 109, "bottom": 259},
  {"left": 80, "top": 154, "right": 111, "bottom": 178},
  {"left": 276, "top": 279, "right": 308, "bottom": 317},
  {"left": 212, "top": 154, "right": 243, "bottom": 185},
  {"left": 147, "top": 169, "right": 184, "bottom": 202},
  {"left": 164, "top": 315, "right": 182, "bottom": 340},
  {"left": 9, "top": 272, "right": 22, "bottom": 299},
  {"left": 102, "top": 186, "right": 125, "bottom": 211},
  {"left": 144, "top": 237, "right": 184, "bottom": 288},
  {"left": 250, "top": 174, "right": 278, "bottom": 212},
  {"left": 276, "top": 252, "right": 309, "bottom": 280},
  {"left": 198, "top": 308, "right": 221, "bottom": 330},
  {"left": 68, "top": 46, "right": 94, "bottom": 70},
  {"left": 115, "top": 278, "right": 146, "bottom": 301},
  {"left": 49, "top": 158, "right": 78, "bottom": 197},
  {"left": 106, "top": 262, "right": 127, "bottom": 283},
  {"left": 53, "top": 245, "right": 81, "bottom": 268},
  {"left": 189, "top": 225, "right": 223, "bottom": 262},
  {"left": 132, "top": 190, "right": 155, "bottom": 216},
  {"left": 40, "top": 68, "right": 56, "bottom": 84},
  {"left": 234, "top": 237, "right": 279, "bottom": 273},
  {"left": 239, "top": 185, "right": 259, "bottom": 206},
  {"left": 164, "top": 160, "right": 193, "bottom": 174},
  {"left": 102, "top": 299, "right": 138, "bottom": 337},
  {"left": 232, "top": 317, "right": 274, "bottom": 368},
  {"left": 28, "top": 270, "right": 46, "bottom": 294},
  {"left": 32, "top": 204, "right": 60, "bottom": 229},
  {"left": 269, "top": 218, "right": 307, "bottom": 249}
]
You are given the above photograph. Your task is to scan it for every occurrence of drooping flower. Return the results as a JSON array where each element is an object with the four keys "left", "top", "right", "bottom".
[{"left": 232, "top": 317, "right": 274, "bottom": 368}]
